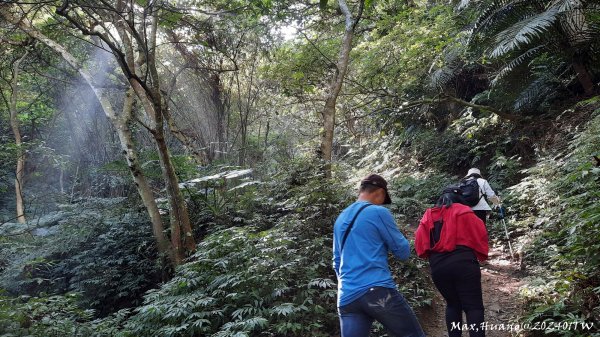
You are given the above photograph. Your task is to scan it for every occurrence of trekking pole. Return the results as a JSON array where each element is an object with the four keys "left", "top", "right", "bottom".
[{"left": 498, "top": 206, "right": 515, "bottom": 260}]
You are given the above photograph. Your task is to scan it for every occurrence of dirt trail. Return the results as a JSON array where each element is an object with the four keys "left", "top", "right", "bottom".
[{"left": 410, "top": 228, "right": 525, "bottom": 337}]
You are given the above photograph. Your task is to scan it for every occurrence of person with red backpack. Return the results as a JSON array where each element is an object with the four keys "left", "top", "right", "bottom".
[{"left": 415, "top": 188, "right": 489, "bottom": 337}]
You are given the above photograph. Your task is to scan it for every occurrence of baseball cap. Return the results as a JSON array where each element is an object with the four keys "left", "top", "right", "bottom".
[{"left": 360, "top": 174, "right": 392, "bottom": 205}]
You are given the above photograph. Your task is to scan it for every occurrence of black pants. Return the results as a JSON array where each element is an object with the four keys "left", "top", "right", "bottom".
[
  {"left": 431, "top": 250, "right": 485, "bottom": 337},
  {"left": 473, "top": 210, "right": 487, "bottom": 225}
]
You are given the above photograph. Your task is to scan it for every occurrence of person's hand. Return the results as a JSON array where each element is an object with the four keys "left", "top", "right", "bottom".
[{"left": 498, "top": 205, "right": 506, "bottom": 219}]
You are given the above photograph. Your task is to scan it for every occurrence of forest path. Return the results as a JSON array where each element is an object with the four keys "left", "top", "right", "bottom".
[{"left": 408, "top": 225, "right": 525, "bottom": 337}]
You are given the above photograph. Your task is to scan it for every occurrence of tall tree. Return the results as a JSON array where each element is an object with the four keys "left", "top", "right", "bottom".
[
  {"left": 53, "top": 0, "right": 198, "bottom": 262},
  {"left": 319, "top": 0, "right": 365, "bottom": 177},
  {"left": 0, "top": 4, "right": 178, "bottom": 265},
  {"left": 166, "top": 28, "right": 230, "bottom": 165},
  {"left": 8, "top": 49, "right": 29, "bottom": 223}
]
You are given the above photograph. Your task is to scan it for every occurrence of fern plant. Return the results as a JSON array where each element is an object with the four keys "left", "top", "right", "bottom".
[
  {"left": 503, "top": 99, "right": 600, "bottom": 335},
  {"left": 469, "top": 0, "right": 600, "bottom": 98},
  {"left": 431, "top": 0, "right": 600, "bottom": 116}
]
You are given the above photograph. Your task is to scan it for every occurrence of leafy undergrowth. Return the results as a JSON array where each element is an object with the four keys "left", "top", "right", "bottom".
[
  {"left": 0, "top": 159, "right": 432, "bottom": 336},
  {"left": 117, "top": 161, "right": 432, "bottom": 337},
  {"left": 503, "top": 98, "right": 600, "bottom": 336},
  {"left": 3, "top": 98, "right": 598, "bottom": 336},
  {"left": 0, "top": 198, "right": 163, "bottom": 315}
]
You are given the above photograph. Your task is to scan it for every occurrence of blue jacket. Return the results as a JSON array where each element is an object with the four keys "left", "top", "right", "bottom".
[{"left": 332, "top": 200, "right": 410, "bottom": 307}]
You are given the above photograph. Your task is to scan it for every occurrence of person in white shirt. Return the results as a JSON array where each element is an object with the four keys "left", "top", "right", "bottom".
[{"left": 464, "top": 168, "right": 501, "bottom": 225}]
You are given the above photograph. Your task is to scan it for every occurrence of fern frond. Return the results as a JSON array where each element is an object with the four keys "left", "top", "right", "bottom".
[
  {"left": 557, "top": 0, "right": 600, "bottom": 45},
  {"left": 428, "top": 40, "right": 466, "bottom": 91},
  {"left": 491, "top": 45, "right": 545, "bottom": 86},
  {"left": 490, "top": 6, "right": 561, "bottom": 57},
  {"left": 513, "top": 74, "right": 557, "bottom": 112},
  {"left": 430, "top": 67, "right": 458, "bottom": 90},
  {"left": 473, "top": 0, "right": 534, "bottom": 34}
]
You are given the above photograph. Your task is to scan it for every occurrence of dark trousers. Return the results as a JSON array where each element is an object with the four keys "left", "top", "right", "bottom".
[
  {"left": 473, "top": 210, "right": 487, "bottom": 225},
  {"left": 338, "top": 287, "right": 425, "bottom": 337},
  {"left": 431, "top": 259, "right": 485, "bottom": 337}
]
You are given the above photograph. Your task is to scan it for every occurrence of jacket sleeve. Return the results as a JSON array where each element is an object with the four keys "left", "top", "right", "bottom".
[
  {"left": 414, "top": 210, "right": 430, "bottom": 259},
  {"left": 376, "top": 208, "right": 410, "bottom": 261},
  {"left": 332, "top": 230, "right": 341, "bottom": 277},
  {"left": 482, "top": 179, "right": 500, "bottom": 206}
]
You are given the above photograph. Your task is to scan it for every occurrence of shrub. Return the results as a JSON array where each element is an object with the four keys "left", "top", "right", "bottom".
[
  {"left": 0, "top": 292, "right": 128, "bottom": 336},
  {"left": 0, "top": 198, "right": 162, "bottom": 317},
  {"left": 512, "top": 102, "right": 600, "bottom": 335},
  {"left": 390, "top": 173, "right": 455, "bottom": 222}
]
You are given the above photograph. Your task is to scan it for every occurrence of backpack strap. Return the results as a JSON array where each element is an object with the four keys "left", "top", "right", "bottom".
[
  {"left": 430, "top": 207, "right": 445, "bottom": 248},
  {"left": 475, "top": 178, "right": 485, "bottom": 201},
  {"left": 340, "top": 203, "right": 372, "bottom": 252}
]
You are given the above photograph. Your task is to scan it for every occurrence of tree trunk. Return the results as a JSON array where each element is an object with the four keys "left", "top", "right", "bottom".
[
  {"left": 239, "top": 124, "right": 248, "bottom": 166},
  {"left": 264, "top": 120, "right": 270, "bottom": 151},
  {"left": 212, "top": 74, "right": 227, "bottom": 161},
  {"left": 166, "top": 30, "right": 226, "bottom": 163},
  {"left": 319, "top": 0, "right": 364, "bottom": 177},
  {"left": 153, "top": 127, "right": 196, "bottom": 261},
  {"left": 572, "top": 61, "right": 596, "bottom": 95},
  {"left": 9, "top": 50, "right": 28, "bottom": 223},
  {"left": 125, "top": 14, "right": 197, "bottom": 261},
  {"left": 163, "top": 108, "right": 208, "bottom": 165},
  {"left": 111, "top": 89, "right": 176, "bottom": 265}
]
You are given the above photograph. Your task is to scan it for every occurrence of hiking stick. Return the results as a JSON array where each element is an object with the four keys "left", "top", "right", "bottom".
[
  {"left": 501, "top": 218, "right": 515, "bottom": 260},
  {"left": 498, "top": 206, "right": 515, "bottom": 260}
]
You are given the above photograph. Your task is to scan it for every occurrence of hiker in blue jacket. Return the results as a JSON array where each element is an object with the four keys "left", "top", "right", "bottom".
[{"left": 333, "top": 174, "right": 425, "bottom": 337}]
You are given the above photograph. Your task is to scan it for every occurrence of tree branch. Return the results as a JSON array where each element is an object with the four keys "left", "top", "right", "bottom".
[{"left": 441, "top": 95, "right": 525, "bottom": 121}]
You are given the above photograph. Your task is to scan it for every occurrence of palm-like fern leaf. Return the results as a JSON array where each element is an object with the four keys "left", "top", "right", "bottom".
[
  {"left": 490, "top": 5, "right": 560, "bottom": 57},
  {"left": 513, "top": 73, "right": 557, "bottom": 111},
  {"left": 557, "top": 0, "right": 600, "bottom": 45},
  {"left": 473, "top": 0, "right": 536, "bottom": 34},
  {"left": 491, "top": 45, "right": 545, "bottom": 86},
  {"left": 429, "top": 48, "right": 464, "bottom": 90},
  {"left": 430, "top": 66, "right": 461, "bottom": 91}
]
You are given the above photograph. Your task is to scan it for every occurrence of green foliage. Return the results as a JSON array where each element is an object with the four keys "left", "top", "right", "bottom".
[
  {"left": 2, "top": 0, "right": 600, "bottom": 335},
  {"left": 112, "top": 158, "right": 431, "bottom": 336},
  {"left": 465, "top": 0, "right": 600, "bottom": 112},
  {"left": 353, "top": 3, "right": 460, "bottom": 98},
  {"left": 400, "top": 126, "right": 475, "bottom": 173},
  {"left": 390, "top": 173, "right": 454, "bottom": 222},
  {"left": 120, "top": 160, "right": 348, "bottom": 336},
  {"left": 122, "top": 225, "right": 337, "bottom": 336},
  {"left": 0, "top": 198, "right": 163, "bottom": 317},
  {"left": 486, "top": 151, "right": 522, "bottom": 188},
  {"left": 138, "top": 152, "right": 199, "bottom": 182},
  {"left": 0, "top": 140, "right": 17, "bottom": 196},
  {"left": 506, "top": 101, "right": 600, "bottom": 335},
  {"left": 52, "top": 216, "right": 162, "bottom": 315},
  {"left": 0, "top": 292, "right": 129, "bottom": 336},
  {"left": 264, "top": 35, "right": 337, "bottom": 98}
]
